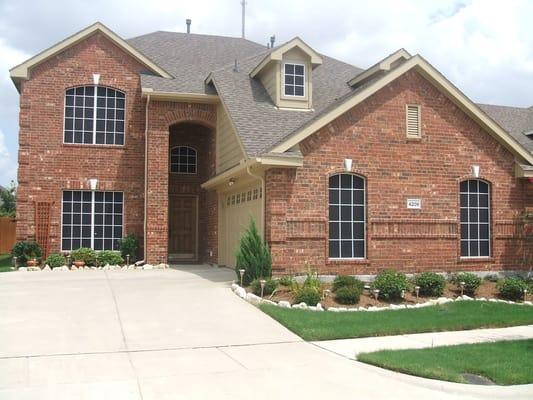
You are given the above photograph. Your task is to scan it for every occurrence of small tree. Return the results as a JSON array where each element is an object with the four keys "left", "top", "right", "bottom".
[
  {"left": 235, "top": 219, "right": 271, "bottom": 285},
  {"left": 0, "top": 181, "right": 16, "bottom": 217}
]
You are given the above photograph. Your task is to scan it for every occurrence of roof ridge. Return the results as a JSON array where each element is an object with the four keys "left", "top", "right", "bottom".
[
  {"left": 209, "top": 48, "right": 272, "bottom": 75},
  {"left": 477, "top": 102, "right": 530, "bottom": 110},
  {"left": 127, "top": 30, "right": 265, "bottom": 47}
]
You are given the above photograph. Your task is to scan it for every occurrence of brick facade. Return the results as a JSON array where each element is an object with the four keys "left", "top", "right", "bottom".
[{"left": 265, "top": 70, "right": 532, "bottom": 275}]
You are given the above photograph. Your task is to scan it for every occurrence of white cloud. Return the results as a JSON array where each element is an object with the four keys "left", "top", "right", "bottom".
[{"left": 0, "top": 129, "right": 16, "bottom": 186}]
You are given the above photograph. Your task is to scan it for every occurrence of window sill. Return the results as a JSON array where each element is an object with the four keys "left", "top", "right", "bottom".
[
  {"left": 327, "top": 258, "right": 369, "bottom": 265},
  {"left": 458, "top": 257, "right": 494, "bottom": 263},
  {"left": 62, "top": 143, "right": 126, "bottom": 150}
]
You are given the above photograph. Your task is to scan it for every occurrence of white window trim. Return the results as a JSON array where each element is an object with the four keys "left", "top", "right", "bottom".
[
  {"left": 459, "top": 179, "right": 491, "bottom": 258},
  {"left": 328, "top": 174, "right": 367, "bottom": 260},
  {"left": 169, "top": 145, "right": 198, "bottom": 175},
  {"left": 282, "top": 62, "right": 306, "bottom": 98},
  {"left": 62, "top": 85, "right": 126, "bottom": 147}
]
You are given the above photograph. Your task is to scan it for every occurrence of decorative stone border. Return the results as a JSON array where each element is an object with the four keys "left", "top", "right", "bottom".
[
  {"left": 16, "top": 263, "right": 170, "bottom": 272},
  {"left": 231, "top": 283, "right": 533, "bottom": 312}
]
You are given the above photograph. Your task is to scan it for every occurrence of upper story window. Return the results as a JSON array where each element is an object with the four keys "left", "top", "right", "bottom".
[
  {"left": 460, "top": 179, "right": 490, "bottom": 258},
  {"left": 64, "top": 86, "right": 125, "bottom": 145},
  {"left": 170, "top": 146, "right": 197, "bottom": 174},
  {"left": 283, "top": 63, "right": 305, "bottom": 97}
]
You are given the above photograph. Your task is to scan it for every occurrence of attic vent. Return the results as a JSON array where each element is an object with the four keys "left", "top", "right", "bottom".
[{"left": 406, "top": 104, "right": 421, "bottom": 137}]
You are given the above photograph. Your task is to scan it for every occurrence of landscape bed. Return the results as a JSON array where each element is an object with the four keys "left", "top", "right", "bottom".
[
  {"left": 0, "top": 254, "right": 12, "bottom": 272},
  {"left": 259, "top": 301, "right": 533, "bottom": 341},
  {"left": 357, "top": 339, "right": 533, "bottom": 386}
]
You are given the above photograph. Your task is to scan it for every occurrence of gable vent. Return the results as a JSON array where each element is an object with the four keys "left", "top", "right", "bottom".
[{"left": 406, "top": 104, "right": 421, "bottom": 137}]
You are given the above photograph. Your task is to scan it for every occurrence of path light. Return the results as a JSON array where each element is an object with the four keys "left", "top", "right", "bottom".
[
  {"left": 239, "top": 269, "right": 245, "bottom": 286},
  {"left": 415, "top": 286, "right": 420, "bottom": 299},
  {"left": 12, "top": 256, "right": 17, "bottom": 268},
  {"left": 460, "top": 281, "right": 465, "bottom": 296},
  {"left": 323, "top": 289, "right": 331, "bottom": 299},
  {"left": 126, "top": 254, "right": 130, "bottom": 266},
  {"left": 259, "top": 279, "right": 266, "bottom": 298},
  {"left": 401, "top": 289, "right": 406, "bottom": 299},
  {"left": 373, "top": 289, "right": 380, "bottom": 301},
  {"left": 524, "top": 288, "right": 528, "bottom": 302}
]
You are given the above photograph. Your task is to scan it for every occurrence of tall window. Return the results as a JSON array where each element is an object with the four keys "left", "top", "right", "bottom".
[
  {"left": 329, "top": 174, "right": 366, "bottom": 259},
  {"left": 460, "top": 179, "right": 490, "bottom": 257},
  {"left": 283, "top": 63, "right": 305, "bottom": 97},
  {"left": 64, "top": 86, "right": 125, "bottom": 145},
  {"left": 62, "top": 190, "right": 123, "bottom": 251},
  {"left": 170, "top": 146, "right": 197, "bottom": 174}
]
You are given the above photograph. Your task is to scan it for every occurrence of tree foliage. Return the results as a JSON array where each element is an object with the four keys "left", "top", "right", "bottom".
[{"left": 235, "top": 219, "right": 272, "bottom": 285}]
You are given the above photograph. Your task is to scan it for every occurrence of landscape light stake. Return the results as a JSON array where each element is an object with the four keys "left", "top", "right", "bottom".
[
  {"left": 524, "top": 288, "right": 528, "bottom": 302},
  {"left": 460, "top": 281, "right": 465, "bottom": 296},
  {"left": 415, "top": 286, "right": 420, "bottom": 299},
  {"left": 323, "top": 289, "right": 331, "bottom": 300},
  {"left": 12, "top": 256, "right": 17, "bottom": 269},
  {"left": 401, "top": 289, "right": 406, "bottom": 299},
  {"left": 259, "top": 279, "right": 266, "bottom": 298},
  {"left": 126, "top": 254, "right": 130, "bottom": 266},
  {"left": 239, "top": 269, "right": 245, "bottom": 287},
  {"left": 373, "top": 289, "right": 380, "bottom": 301}
]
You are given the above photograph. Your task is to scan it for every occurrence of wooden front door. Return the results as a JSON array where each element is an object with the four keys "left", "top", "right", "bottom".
[{"left": 168, "top": 195, "right": 198, "bottom": 261}]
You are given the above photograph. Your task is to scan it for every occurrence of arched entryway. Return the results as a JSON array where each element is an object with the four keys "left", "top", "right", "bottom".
[{"left": 168, "top": 122, "right": 214, "bottom": 262}]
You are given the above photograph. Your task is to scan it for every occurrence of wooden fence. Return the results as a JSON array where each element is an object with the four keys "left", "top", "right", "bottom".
[{"left": 0, "top": 217, "right": 16, "bottom": 254}]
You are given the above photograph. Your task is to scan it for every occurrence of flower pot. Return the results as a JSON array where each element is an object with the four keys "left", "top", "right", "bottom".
[{"left": 74, "top": 261, "right": 85, "bottom": 268}]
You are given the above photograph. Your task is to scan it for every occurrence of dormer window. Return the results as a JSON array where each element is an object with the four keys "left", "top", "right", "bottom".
[{"left": 283, "top": 63, "right": 305, "bottom": 97}]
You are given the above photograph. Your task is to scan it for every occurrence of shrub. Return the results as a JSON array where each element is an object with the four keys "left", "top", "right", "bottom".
[
  {"left": 371, "top": 269, "right": 410, "bottom": 301},
  {"left": 335, "top": 285, "right": 362, "bottom": 305},
  {"left": 452, "top": 272, "right": 482, "bottom": 296},
  {"left": 45, "top": 253, "right": 65, "bottom": 269},
  {"left": 70, "top": 247, "right": 96, "bottom": 266},
  {"left": 251, "top": 278, "right": 278, "bottom": 296},
  {"left": 293, "top": 287, "right": 321, "bottom": 306},
  {"left": 119, "top": 234, "right": 139, "bottom": 263},
  {"left": 414, "top": 272, "right": 446, "bottom": 297},
  {"left": 498, "top": 277, "right": 529, "bottom": 301},
  {"left": 235, "top": 219, "right": 272, "bottom": 285},
  {"left": 332, "top": 275, "right": 364, "bottom": 292},
  {"left": 278, "top": 275, "right": 294, "bottom": 287},
  {"left": 11, "top": 240, "right": 42, "bottom": 266},
  {"left": 97, "top": 251, "right": 124, "bottom": 266}
]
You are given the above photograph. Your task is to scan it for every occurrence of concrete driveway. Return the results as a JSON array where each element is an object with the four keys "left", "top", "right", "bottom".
[{"left": 0, "top": 266, "right": 531, "bottom": 399}]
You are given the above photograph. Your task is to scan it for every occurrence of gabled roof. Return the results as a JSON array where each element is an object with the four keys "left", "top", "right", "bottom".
[
  {"left": 9, "top": 22, "right": 172, "bottom": 88},
  {"left": 348, "top": 48, "right": 411, "bottom": 87},
  {"left": 249, "top": 37, "right": 323, "bottom": 78}
]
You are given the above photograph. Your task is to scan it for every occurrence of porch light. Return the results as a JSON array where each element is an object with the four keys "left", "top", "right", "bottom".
[
  {"left": 93, "top": 73, "right": 100, "bottom": 85},
  {"left": 471, "top": 165, "right": 480, "bottom": 178},
  {"left": 343, "top": 158, "right": 353, "bottom": 172},
  {"left": 229, "top": 178, "right": 236, "bottom": 186},
  {"left": 239, "top": 269, "right": 245, "bottom": 286},
  {"left": 88, "top": 178, "right": 98, "bottom": 191},
  {"left": 259, "top": 279, "right": 266, "bottom": 298}
]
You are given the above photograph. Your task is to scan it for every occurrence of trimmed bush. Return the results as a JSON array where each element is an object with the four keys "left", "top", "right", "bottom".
[
  {"left": 498, "top": 277, "right": 529, "bottom": 301},
  {"left": 70, "top": 247, "right": 96, "bottom": 266},
  {"left": 414, "top": 272, "right": 446, "bottom": 297},
  {"left": 453, "top": 272, "right": 482, "bottom": 296},
  {"left": 335, "top": 285, "right": 362, "bottom": 305},
  {"left": 332, "top": 275, "right": 364, "bottom": 292},
  {"left": 235, "top": 219, "right": 272, "bottom": 285},
  {"left": 293, "top": 287, "right": 321, "bottom": 306},
  {"left": 44, "top": 253, "right": 65, "bottom": 269},
  {"left": 251, "top": 278, "right": 278, "bottom": 296},
  {"left": 97, "top": 251, "right": 124, "bottom": 266},
  {"left": 278, "top": 275, "right": 294, "bottom": 287},
  {"left": 119, "top": 234, "right": 139, "bottom": 263},
  {"left": 371, "top": 269, "right": 410, "bottom": 301},
  {"left": 11, "top": 240, "right": 42, "bottom": 266}
]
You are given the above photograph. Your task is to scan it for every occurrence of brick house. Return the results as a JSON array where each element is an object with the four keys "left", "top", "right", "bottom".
[{"left": 9, "top": 22, "right": 533, "bottom": 274}]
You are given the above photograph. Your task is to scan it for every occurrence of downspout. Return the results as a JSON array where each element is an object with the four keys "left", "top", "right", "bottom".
[
  {"left": 246, "top": 163, "right": 265, "bottom": 238},
  {"left": 143, "top": 95, "right": 150, "bottom": 262}
]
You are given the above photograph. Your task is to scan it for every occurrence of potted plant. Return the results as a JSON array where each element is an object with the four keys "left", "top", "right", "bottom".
[
  {"left": 11, "top": 240, "right": 42, "bottom": 268},
  {"left": 70, "top": 247, "right": 96, "bottom": 268}
]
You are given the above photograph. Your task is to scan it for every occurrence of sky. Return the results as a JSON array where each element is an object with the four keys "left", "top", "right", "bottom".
[{"left": 0, "top": 0, "right": 532, "bottom": 186}]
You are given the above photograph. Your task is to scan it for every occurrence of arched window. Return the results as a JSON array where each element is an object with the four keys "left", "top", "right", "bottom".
[
  {"left": 460, "top": 179, "right": 490, "bottom": 257},
  {"left": 329, "top": 173, "right": 366, "bottom": 259},
  {"left": 64, "top": 86, "right": 125, "bottom": 145},
  {"left": 170, "top": 146, "right": 197, "bottom": 174}
]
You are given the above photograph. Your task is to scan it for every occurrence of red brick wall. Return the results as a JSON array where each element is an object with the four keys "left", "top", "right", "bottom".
[
  {"left": 266, "top": 70, "right": 529, "bottom": 275},
  {"left": 17, "top": 33, "right": 146, "bottom": 257}
]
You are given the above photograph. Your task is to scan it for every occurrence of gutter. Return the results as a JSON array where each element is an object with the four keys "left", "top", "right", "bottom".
[{"left": 143, "top": 94, "right": 150, "bottom": 261}]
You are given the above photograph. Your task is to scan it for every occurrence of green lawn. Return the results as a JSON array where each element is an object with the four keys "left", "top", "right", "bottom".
[
  {"left": 0, "top": 254, "right": 12, "bottom": 272},
  {"left": 259, "top": 302, "right": 533, "bottom": 341},
  {"left": 358, "top": 339, "right": 533, "bottom": 385}
]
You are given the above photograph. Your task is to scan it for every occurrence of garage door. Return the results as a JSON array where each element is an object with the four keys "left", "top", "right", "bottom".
[{"left": 219, "top": 185, "right": 263, "bottom": 267}]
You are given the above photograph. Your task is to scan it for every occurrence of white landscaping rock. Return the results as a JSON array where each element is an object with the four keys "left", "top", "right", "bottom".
[
  {"left": 235, "top": 287, "right": 246, "bottom": 299},
  {"left": 278, "top": 300, "right": 291, "bottom": 308},
  {"left": 476, "top": 297, "right": 487, "bottom": 302},
  {"left": 328, "top": 307, "right": 339, "bottom": 312},
  {"left": 316, "top": 303, "right": 324, "bottom": 311},
  {"left": 292, "top": 302, "right": 308, "bottom": 310},
  {"left": 71, "top": 265, "right": 78, "bottom": 271},
  {"left": 262, "top": 299, "right": 277, "bottom": 306},
  {"left": 28, "top": 266, "right": 40, "bottom": 271},
  {"left": 246, "top": 292, "right": 261, "bottom": 304},
  {"left": 308, "top": 306, "right": 317, "bottom": 311},
  {"left": 42, "top": 265, "right": 52, "bottom": 271},
  {"left": 143, "top": 264, "right": 154, "bottom": 270},
  {"left": 18, "top": 267, "right": 27, "bottom": 272},
  {"left": 231, "top": 283, "right": 239, "bottom": 291},
  {"left": 524, "top": 301, "right": 532, "bottom": 305}
]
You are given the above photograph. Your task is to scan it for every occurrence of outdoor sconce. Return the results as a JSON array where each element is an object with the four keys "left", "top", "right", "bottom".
[
  {"left": 239, "top": 269, "right": 245, "bottom": 286},
  {"left": 88, "top": 178, "right": 98, "bottom": 191},
  {"left": 93, "top": 73, "right": 100, "bottom": 85},
  {"left": 415, "top": 286, "right": 420, "bottom": 299},
  {"left": 259, "top": 279, "right": 266, "bottom": 298},
  {"left": 373, "top": 289, "right": 380, "bottom": 301},
  {"left": 460, "top": 281, "right": 465, "bottom": 296},
  {"left": 229, "top": 178, "right": 236, "bottom": 186},
  {"left": 471, "top": 165, "right": 480, "bottom": 178},
  {"left": 343, "top": 158, "right": 353, "bottom": 172}
]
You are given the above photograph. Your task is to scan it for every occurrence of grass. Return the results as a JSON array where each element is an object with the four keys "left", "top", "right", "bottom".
[
  {"left": 259, "top": 301, "right": 533, "bottom": 341},
  {"left": 0, "top": 254, "right": 12, "bottom": 272},
  {"left": 358, "top": 339, "right": 533, "bottom": 385}
]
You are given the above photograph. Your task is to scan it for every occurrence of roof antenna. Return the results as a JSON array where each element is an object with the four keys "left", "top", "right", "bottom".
[
  {"left": 270, "top": 35, "right": 276, "bottom": 48},
  {"left": 241, "top": 1, "right": 247, "bottom": 38},
  {"left": 186, "top": 18, "right": 191, "bottom": 34},
  {"left": 233, "top": 59, "right": 239, "bottom": 72}
]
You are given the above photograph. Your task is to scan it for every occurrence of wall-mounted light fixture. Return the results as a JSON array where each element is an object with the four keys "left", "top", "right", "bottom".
[
  {"left": 88, "top": 178, "right": 98, "bottom": 191},
  {"left": 471, "top": 165, "right": 480, "bottom": 178},
  {"left": 228, "top": 178, "right": 236, "bottom": 186},
  {"left": 343, "top": 158, "right": 353, "bottom": 172},
  {"left": 93, "top": 74, "right": 100, "bottom": 85}
]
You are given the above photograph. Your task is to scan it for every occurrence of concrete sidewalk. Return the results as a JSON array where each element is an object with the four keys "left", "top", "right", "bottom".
[{"left": 313, "top": 324, "right": 533, "bottom": 358}]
